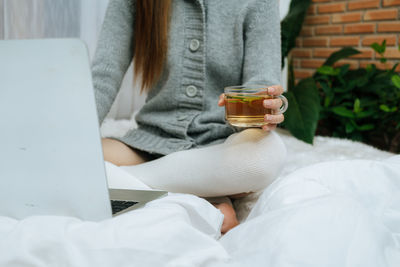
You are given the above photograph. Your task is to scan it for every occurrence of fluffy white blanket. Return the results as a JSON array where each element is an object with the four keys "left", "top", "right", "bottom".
[{"left": 0, "top": 119, "right": 398, "bottom": 267}]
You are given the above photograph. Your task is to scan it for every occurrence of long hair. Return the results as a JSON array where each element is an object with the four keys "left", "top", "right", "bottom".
[{"left": 134, "top": 0, "right": 172, "bottom": 92}]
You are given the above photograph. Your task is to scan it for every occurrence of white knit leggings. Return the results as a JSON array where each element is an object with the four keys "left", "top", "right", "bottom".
[{"left": 114, "top": 129, "right": 287, "bottom": 197}]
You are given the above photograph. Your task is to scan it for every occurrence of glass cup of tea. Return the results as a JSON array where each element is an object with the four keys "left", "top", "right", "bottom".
[{"left": 224, "top": 85, "right": 288, "bottom": 128}]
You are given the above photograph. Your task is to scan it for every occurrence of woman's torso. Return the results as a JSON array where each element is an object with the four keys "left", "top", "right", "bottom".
[{"left": 98, "top": 0, "right": 281, "bottom": 155}]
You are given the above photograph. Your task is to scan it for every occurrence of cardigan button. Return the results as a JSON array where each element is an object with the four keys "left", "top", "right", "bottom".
[
  {"left": 189, "top": 39, "right": 200, "bottom": 52},
  {"left": 186, "top": 85, "right": 198, "bottom": 97}
]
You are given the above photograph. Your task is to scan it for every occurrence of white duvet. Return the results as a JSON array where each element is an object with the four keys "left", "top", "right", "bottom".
[{"left": 1, "top": 124, "right": 399, "bottom": 267}]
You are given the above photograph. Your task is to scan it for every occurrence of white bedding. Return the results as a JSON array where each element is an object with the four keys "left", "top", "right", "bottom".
[{"left": 1, "top": 120, "right": 399, "bottom": 267}]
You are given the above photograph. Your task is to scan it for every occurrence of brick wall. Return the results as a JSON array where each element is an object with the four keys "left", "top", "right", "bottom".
[{"left": 291, "top": 0, "right": 400, "bottom": 82}]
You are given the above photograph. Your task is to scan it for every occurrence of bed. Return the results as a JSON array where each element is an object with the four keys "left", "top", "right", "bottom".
[{"left": 1, "top": 118, "right": 399, "bottom": 267}]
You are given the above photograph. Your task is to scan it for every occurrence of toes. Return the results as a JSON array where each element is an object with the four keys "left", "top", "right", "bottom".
[{"left": 214, "top": 203, "right": 239, "bottom": 234}]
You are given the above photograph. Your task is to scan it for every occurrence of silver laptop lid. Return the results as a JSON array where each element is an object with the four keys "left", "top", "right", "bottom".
[{"left": 0, "top": 39, "right": 112, "bottom": 220}]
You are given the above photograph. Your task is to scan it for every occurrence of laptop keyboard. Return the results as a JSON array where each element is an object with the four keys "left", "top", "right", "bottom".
[{"left": 111, "top": 200, "right": 138, "bottom": 214}]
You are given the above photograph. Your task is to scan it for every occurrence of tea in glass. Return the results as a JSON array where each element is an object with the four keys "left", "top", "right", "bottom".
[{"left": 224, "top": 85, "right": 288, "bottom": 127}]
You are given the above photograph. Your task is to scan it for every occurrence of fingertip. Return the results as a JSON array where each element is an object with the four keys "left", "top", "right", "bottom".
[
  {"left": 268, "top": 85, "right": 284, "bottom": 95},
  {"left": 218, "top": 94, "right": 226, "bottom": 106},
  {"left": 277, "top": 114, "right": 285, "bottom": 124},
  {"left": 262, "top": 125, "right": 270, "bottom": 131},
  {"left": 267, "top": 87, "right": 275, "bottom": 94},
  {"left": 280, "top": 114, "right": 285, "bottom": 123}
]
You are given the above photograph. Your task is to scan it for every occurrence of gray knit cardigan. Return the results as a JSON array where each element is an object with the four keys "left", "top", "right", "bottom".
[{"left": 92, "top": 0, "right": 281, "bottom": 155}]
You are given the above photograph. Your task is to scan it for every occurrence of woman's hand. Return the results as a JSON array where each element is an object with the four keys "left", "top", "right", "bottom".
[{"left": 218, "top": 85, "right": 285, "bottom": 131}]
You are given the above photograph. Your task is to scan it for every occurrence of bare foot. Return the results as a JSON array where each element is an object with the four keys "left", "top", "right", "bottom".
[{"left": 214, "top": 202, "right": 239, "bottom": 234}]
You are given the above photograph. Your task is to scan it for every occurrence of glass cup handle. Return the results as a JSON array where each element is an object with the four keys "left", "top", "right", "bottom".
[{"left": 275, "top": 95, "right": 288, "bottom": 114}]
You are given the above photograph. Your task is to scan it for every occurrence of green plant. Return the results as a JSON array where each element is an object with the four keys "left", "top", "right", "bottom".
[
  {"left": 281, "top": 62, "right": 320, "bottom": 144},
  {"left": 371, "top": 40, "right": 387, "bottom": 63},
  {"left": 281, "top": 0, "right": 311, "bottom": 68},
  {"left": 283, "top": 42, "right": 400, "bottom": 153}
]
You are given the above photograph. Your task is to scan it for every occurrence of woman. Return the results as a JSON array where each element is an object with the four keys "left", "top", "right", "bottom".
[{"left": 93, "top": 0, "right": 286, "bottom": 233}]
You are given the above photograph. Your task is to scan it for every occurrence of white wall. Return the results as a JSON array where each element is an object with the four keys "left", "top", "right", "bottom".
[{"left": 0, "top": 0, "right": 141, "bottom": 120}]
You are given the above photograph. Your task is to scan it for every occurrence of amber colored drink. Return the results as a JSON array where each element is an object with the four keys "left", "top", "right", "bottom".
[{"left": 225, "top": 94, "right": 273, "bottom": 127}]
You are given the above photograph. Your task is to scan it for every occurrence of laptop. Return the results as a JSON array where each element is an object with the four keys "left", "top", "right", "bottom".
[{"left": 0, "top": 39, "right": 167, "bottom": 221}]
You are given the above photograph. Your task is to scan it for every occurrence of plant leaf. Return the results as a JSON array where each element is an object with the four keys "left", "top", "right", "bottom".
[
  {"left": 357, "top": 124, "right": 375, "bottom": 131},
  {"left": 324, "top": 97, "right": 331, "bottom": 107},
  {"left": 370, "top": 43, "right": 380, "bottom": 53},
  {"left": 355, "top": 110, "right": 374, "bottom": 118},
  {"left": 288, "top": 60, "right": 295, "bottom": 91},
  {"left": 281, "top": 0, "right": 312, "bottom": 68},
  {"left": 345, "top": 122, "right": 355, "bottom": 133},
  {"left": 282, "top": 77, "right": 320, "bottom": 144},
  {"left": 353, "top": 98, "right": 362, "bottom": 113},
  {"left": 356, "top": 76, "right": 369, "bottom": 87},
  {"left": 380, "top": 104, "right": 397, "bottom": 112},
  {"left": 391, "top": 63, "right": 399, "bottom": 73},
  {"left": 366, "top": 64, "right": 373, "bottom": 73},
  {"left": 323, "top": 47, "right": 361, "bottom": 66},
  {"left": 380, "top": 104, "right": 390, "bottom": 112},
  {"left": 331, "top": 106, "right": 355, "bottom": 118},
  {"left": 320, "top": 81, "right": 331, "bottom": 94},
  {"left": 345, "top": 79, "right": 357, "bottom": 91},
  {"left": 317, "top": 66, "right": 340, "bottom": 76},
  {"left": 339, "top": 64, "right": 350, "bottom": 76},
  {"left": 371, "top": 42, "right": 384, "bottom": 54},
  {"left": 391, "top": 74, "right": 400, "bottom": 89}
]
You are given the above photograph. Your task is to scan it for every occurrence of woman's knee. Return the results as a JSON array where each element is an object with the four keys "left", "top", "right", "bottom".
[
  {"left": 225, "top": 129, "right": 286, "bottom": 158},
  {"left": 262, "top": 130, "right": 287, "bottom": 160},
  {"left": 230, "top": 129, "right": 287, "bottom": 191},
  {"left": 101, "top": 138, "right": 147, "bottom": 166}
]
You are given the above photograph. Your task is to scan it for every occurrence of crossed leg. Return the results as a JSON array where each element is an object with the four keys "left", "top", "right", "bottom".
[{"left": 102, "top": 129, "right": 287, "bottom": 233}]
